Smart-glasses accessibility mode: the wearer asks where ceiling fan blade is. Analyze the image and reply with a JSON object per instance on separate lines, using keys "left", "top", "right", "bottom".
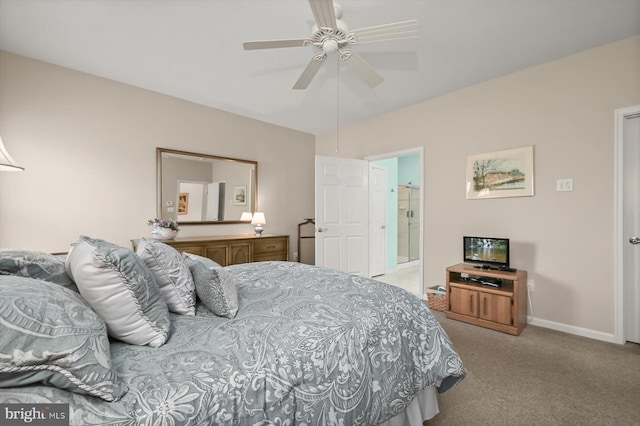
{"left": 293, "top": 56, "right": 326, "bottom": 90}
{"left": 243, "top": 39, "right": 308, "bottom": 50}
{"left": 308, "top": 0, "right": 336, "bottom": 30}
{"left": 342, "top": 51, "right": 384, "bottom": 88}
{"left": 350, "top": 20, "right": 419, "bottom": 43}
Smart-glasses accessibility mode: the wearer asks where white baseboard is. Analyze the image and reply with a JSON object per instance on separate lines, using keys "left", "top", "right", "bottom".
{"left": 528, "top": 316, "right": 617, "bottom": 344}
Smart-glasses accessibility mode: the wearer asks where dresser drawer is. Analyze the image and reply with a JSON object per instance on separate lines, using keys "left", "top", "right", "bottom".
{"left": 165, "top": 243, "right": 205, "bottom": 257}
{"left": 253, "top": 238, "right": 288, "bottom": 256}
{"left": 253, "top": 252, "right": 288, "bottom": 262}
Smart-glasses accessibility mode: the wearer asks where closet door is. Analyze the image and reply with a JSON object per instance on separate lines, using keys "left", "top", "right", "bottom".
{"left": 623, "top": 113, "right": 640, "bottom": 344}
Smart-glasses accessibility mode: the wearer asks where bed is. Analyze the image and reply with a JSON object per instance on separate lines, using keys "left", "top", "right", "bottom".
{"left": 0, "top": 238, "right": 465, "bottom": 425}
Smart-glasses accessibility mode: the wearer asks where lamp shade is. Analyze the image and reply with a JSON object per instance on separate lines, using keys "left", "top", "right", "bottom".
{"left": 240, "top": 212, "right": 253, "bottom": 221}
{"left": 0, "top": 135, "right": 25, "bottom": 172}
{"left": 251, "top": 212, "right": 266, "bottom": 225}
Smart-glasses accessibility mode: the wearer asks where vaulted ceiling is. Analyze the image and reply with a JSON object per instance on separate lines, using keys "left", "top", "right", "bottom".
{"left": 1, "top": 0, "right": 639, "bottom": 135}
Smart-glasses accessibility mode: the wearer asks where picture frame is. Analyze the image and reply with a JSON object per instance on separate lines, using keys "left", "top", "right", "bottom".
{"left": 466, "top": 146, "right": 534, "bottom": 199}
{"left": 233, "top": 185, "right": 247, "bottom": 206}
{"left": 178, "top": 192, "right": 189, "bottom": 215}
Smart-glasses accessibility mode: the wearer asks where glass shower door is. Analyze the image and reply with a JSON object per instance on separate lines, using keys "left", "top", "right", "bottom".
{"left": 398, "top": 185, "right": 420, "bottom": 264}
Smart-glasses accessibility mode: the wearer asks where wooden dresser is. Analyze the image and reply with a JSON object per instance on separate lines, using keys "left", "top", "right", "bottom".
{"left": 159, "top": 234, "right": 289, "bottom": 266}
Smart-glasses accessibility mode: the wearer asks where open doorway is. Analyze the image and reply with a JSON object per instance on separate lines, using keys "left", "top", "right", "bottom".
{"left": 367, "top": 148, "right": 424, "bottom": 298}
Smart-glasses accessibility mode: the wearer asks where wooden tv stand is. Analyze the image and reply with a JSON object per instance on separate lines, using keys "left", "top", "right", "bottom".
{"left": 445, "top": 263, "right": 527, "bottom": 335}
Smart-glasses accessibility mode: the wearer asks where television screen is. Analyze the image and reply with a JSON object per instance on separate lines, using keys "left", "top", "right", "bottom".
{"left": 463, "top": 236, "right": 509, "bottom": 268}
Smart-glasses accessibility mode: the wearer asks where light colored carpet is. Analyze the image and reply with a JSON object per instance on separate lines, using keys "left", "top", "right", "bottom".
{"left": 426, "top": 310, "right": 640, "bottom": 426}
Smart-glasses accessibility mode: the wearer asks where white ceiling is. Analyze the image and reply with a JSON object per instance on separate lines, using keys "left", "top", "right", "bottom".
{"left": 1, "top": 0, "right": 639, "bottom": 135}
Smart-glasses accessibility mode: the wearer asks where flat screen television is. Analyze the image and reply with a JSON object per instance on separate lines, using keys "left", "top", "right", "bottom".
{"left": 463, "top": 236, "right": 510, "bottom": 269}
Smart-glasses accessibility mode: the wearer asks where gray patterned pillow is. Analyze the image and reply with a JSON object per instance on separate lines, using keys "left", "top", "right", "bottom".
{"left": 184, "top": 256, "right": 238, "bottom": 318}
{"left": 66, "top": 236, "right": 170, "bottom": 347}
{"left": 0, "top": 276, "right": 128, "bottom": 402}
{"left": 183, "top": 252, "right": 222, "bottom": 269}
{"left": 0, "top": 249, "right": 78, "bottom": 292}
{"left": 136, "top": 239, "right": 196, "bottom": 315}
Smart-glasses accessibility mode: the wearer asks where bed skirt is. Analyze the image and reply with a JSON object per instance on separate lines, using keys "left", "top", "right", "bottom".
{"left": 380, "top": 386, "right": 439, "bottom": 426}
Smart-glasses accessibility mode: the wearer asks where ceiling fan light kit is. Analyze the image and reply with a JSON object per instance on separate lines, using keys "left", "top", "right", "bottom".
{"left": 243, "top": 0, "right": 418, "bottom": 90}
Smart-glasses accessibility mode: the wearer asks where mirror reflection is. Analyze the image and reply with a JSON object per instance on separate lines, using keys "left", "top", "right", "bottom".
{"left": 157, "top": 148, "right": 257, "bottom": 224}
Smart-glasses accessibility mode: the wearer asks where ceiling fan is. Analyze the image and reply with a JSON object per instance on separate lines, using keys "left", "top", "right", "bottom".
{"left": 243, "top": 0, "right": 419, "bottom": 90}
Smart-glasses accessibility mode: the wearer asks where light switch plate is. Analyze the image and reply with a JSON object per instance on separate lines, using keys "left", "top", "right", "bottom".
{"left": 556, "top": 179, "right": 573, "bottom": 191}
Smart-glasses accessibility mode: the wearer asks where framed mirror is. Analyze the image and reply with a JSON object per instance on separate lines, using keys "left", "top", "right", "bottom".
{"left": 157, "top": 148, "right": 257, "bottom": 224}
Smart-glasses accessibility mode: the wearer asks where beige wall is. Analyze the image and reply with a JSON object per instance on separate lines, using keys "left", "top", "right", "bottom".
{"left": 2, "top": 35, "right": 638, "bottom": 337}
{"left": 317, "top": 36, "right": 640, "bottom": 337}
{"left": 0, "top": 51, "right": 315, "bottom": 257}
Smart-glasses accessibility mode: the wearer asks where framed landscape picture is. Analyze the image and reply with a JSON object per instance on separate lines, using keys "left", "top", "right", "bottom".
{"left": 466, "top": 146, "right": 534, "bottom": 199}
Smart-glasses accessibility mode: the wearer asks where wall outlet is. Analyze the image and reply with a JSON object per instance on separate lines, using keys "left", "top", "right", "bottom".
{"left": 527, "top": 279, "right": 535, "bottom": 292}
{"left": 293, "top": 252, "right": 299, "bottom": 261}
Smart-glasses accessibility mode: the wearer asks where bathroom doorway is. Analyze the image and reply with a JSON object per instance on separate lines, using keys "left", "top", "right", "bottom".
{"left": 367, "top": 148, "right": 423, "bottom": 298}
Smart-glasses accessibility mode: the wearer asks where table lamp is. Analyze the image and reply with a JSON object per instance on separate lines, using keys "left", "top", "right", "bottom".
{"left": 251, "top": 212, "right": 266, "bottom": 236}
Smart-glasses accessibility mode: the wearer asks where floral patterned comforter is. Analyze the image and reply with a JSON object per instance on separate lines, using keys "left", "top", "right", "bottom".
{"left": 0, "top": 262, "right": 465, "bottom": 425}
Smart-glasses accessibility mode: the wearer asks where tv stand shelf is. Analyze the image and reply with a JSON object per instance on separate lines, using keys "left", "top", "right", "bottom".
{"left": 445, "top": 263, "right": 527, "bottom": 335}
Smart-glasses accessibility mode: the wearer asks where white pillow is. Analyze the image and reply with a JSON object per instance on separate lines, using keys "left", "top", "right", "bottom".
{"left": 136, "top": 238, "right": 196, "bottom": 315}
{"left": 66, "top": 236, "right": 170, "bottom": 347}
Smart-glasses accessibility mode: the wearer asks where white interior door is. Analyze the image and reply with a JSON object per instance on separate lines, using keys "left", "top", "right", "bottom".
{"left": 178, "top": 181, "right": 205, "bottom": 222}
{"left": 623, "top": 113, "right": 640, "bottom": 344}
{"left": 315, "top": 156, "right": 369, "bottom": 276}
{"left": 206, "top": 182, "right": 221, "bottom": 221}
{"left": 369, "top": 164, "right": 387, "bottom": 277}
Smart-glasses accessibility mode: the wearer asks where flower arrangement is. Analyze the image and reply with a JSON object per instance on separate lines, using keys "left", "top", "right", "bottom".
{"left": 147, "top": 218, "right": 180, "bottom": 231}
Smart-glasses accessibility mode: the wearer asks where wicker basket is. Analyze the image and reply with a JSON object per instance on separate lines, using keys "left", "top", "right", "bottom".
{"left": 426, "top": 291, "right": 447, "bottom": 312}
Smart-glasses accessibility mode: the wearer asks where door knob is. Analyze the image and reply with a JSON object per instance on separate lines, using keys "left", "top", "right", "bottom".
{"left": 630, "top": 237, "right": 640, "bottom": 245}
{"left": 317, "top": 227, "right": 327, "bottom": 233}
{"left": 381, "top": 225, "right": 386, "bottom": 230}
